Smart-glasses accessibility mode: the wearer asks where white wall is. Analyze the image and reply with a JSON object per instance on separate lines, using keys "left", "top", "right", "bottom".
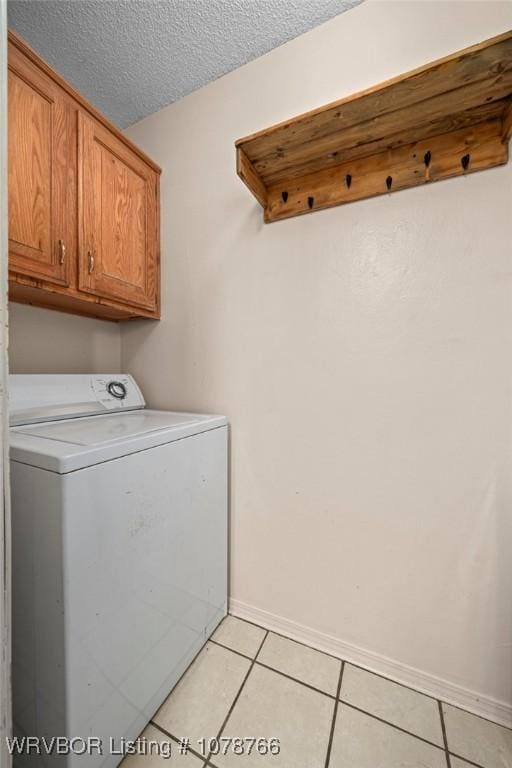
{"left": 9, "top": 304, "right": 121, "bottom": 373}
{"left": 123, "top": 0, "right": 512, "bottom": 720}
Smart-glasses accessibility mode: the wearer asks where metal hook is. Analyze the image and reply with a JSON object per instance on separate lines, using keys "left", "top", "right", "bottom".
{"left": 308, "top": 196, "right": 314, "bottom": 209}
{"left": 461, "top": 153, "right": 470, "bottom": 171}
{"left": 424, "top": 151, "right": 431, "bottom": 168}
{"left": 386, "top": 176, "right": 393, "bottom": 191}
{"left": 345, "top": 174, "right": 352, "bottom": 189}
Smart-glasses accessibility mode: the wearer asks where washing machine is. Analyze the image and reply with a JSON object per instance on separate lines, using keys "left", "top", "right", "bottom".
{"left": 9, "top": 374, "right": 228, "bottom": 767}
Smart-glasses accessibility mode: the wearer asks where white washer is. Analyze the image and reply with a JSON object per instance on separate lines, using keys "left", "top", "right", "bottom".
{"left": 9, "top": 374, "right": 228, "bottom": 767}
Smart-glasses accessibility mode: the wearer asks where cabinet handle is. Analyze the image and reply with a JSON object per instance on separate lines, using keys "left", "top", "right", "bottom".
{"left": 58, "top": 239, "right": 66, "bottom": 265}
{"left": 88, "top": 250, "right": 95, "bottom": 274}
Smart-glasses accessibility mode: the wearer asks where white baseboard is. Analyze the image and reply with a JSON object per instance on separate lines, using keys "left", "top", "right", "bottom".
{"left": 229, "top": 597, "right": 512, "bottom": 729}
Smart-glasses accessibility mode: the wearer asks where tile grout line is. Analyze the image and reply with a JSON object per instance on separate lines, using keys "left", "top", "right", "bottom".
{"left": 206, "top": 629, "right": 270, "bottom": 767}
{"left": 448, "top": 752, "right": 485, "bottom": 768}
{"left": 256, "top": 659, "right": 339, "bottom": 699}
{"left": 210, "top": 637, "right": 339, "bottom": 700}
{"left": 151, "top": 626, "right": 225, "bottom": 719}
{"left": 438, "top": 701, "right": 452, "bottom": 768}
{"left": 228, "top": 613, "right": 512, "bottom": 732}
{"left": 208, "top": 632, "right": 456, "bottom": 754}
{"left": 257, "top": 624, "right": 344, "bottom": 663}
{"left": 150, "top": 616, "right": 502, "bottom": 768}
{"left": 208, "top": 634, "right": 448, "bottom": 754}
{"left": 339, "top": 700, "right": 447, "bottom": 752}
{"left": 149, "top": 721, "right": 208, "bottom": 764}
{"left": 208, "top": 638, "right": 253, "bottom": 661}
{"left": 438, "top": 699, "right": 512, "bottom": 732}
{"left": 150, "top": 688, "right": 483, "bottom": 768}
{"left": 324, "top": 660, "right": 344, "bottom": 768}
{"left": 147, "top": 689, "right": 484, "bottom": 766}
{"left": 229, "top": 614, "right": 443, "bottom": 698}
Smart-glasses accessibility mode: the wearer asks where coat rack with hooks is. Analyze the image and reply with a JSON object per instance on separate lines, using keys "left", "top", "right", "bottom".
{"left": 235, "top": 31, "right": 512, "bottom": 223}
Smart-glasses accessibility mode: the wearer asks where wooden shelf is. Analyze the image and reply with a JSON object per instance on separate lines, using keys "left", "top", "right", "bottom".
{"left": 235, "top": 31, "right": 512, "bottom": 223}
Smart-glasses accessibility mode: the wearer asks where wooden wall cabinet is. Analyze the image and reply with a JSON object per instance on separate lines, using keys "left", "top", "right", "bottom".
{"left": 8, "top": 52, "right": 71, "bottom": 288}
{"left": 78, "top": 113, "right": 159, "bottom": 312}
{"left": 8, "top": 30, "right": 161, "bottom": 320}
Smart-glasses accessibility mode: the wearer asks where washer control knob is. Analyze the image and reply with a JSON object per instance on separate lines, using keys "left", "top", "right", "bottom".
{"left": 107, "top": 380, "right": 127, "bottom": 400}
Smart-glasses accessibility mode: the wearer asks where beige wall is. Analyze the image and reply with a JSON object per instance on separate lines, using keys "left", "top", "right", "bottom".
{"left": 122, "top": 0, "right": 512, "bottom": 718}
{"left": 9, "top": 303, "right": 121, "bottom": 373}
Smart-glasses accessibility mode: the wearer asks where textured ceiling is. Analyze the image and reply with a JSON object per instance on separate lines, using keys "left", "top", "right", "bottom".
{"left": 8, "top": 0, "right": 363, "bottom": 128}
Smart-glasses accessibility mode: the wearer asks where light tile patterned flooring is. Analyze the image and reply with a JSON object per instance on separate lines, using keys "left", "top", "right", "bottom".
{"left": 122, "top": 615, "right": 512, "bottom": 768}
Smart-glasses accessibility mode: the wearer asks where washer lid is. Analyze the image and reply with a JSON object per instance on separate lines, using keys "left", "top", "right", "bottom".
{"left": 10, "top": 409, "right": 227, "bottom": 473}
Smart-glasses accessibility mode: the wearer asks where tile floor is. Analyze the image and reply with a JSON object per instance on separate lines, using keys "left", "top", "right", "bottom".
{"left": 122, "top": 615, "right": 512, "bottom": 768}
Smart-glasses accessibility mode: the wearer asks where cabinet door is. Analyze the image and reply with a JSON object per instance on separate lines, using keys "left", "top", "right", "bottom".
{"left": 78, "top": 112, "right": 158, "bottom": 312}
{"left": 8, "top": 54, "right": 70, "bottom": 286}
